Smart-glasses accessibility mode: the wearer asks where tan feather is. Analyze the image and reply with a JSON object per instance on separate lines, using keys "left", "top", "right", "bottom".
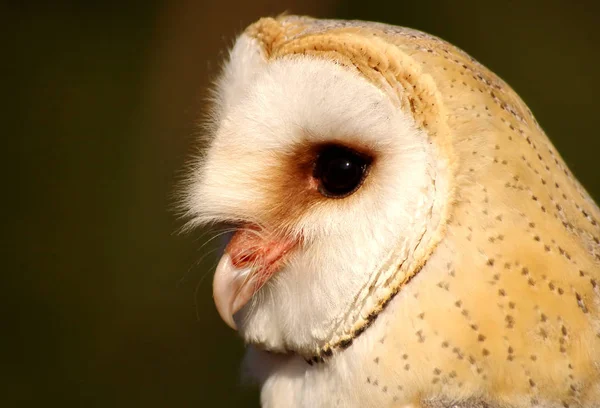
{"left": 237, "top": 16, "right": 600, "bottom": 407}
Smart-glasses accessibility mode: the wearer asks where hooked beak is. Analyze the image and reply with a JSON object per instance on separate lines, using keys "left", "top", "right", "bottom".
{"left": 212, "top": 227, "right": 298, "bottom": 330}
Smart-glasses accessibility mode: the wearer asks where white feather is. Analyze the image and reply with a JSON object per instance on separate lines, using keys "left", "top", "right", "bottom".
{"left": 185, "top": 32, "right": 449, "bottom": 407}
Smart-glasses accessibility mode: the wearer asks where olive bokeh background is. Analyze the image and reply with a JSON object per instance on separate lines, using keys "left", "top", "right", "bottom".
{"left": 5, "top": 1, "right": 599, "bottom": 407}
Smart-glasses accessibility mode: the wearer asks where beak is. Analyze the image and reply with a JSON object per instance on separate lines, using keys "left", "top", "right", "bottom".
{"left": 212, "top": 253, "right": 250, "bottom": 330}
{"left": 212, "top": 227, "right": 298, "bottom": 330}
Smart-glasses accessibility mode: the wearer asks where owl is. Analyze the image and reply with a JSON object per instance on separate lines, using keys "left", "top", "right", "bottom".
{"left": 183, "top": 16, "right": 600, "bottom": 408}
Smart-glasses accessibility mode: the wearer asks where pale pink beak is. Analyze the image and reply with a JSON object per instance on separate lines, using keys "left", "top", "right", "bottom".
{"left": 212, "top": 228, "right": 298, "bottom": 330}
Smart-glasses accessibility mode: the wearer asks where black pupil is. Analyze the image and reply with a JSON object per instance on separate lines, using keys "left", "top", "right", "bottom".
{"left": 314, "top": 145, "right": 369, "bottom": 197}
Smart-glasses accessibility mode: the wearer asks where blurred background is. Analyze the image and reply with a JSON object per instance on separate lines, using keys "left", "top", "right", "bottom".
{"left": 4, "top": 0, "right": 600, "bottom": 406}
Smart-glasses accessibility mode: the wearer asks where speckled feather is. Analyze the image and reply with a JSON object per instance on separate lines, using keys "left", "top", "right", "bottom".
{"left": 239, "top": 16, "right": 600, "bottom": 407}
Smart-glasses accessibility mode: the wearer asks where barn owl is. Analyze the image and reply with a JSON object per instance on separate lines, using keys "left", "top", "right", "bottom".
{"left": 183, "top": 15, "right": 600, "bottom": 408}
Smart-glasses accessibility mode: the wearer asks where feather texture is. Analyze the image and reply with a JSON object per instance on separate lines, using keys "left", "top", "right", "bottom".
{"left": 184, "top": 16, "right": 600, "bottom": 408}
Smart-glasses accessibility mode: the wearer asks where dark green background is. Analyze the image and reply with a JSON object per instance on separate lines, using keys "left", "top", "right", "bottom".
{"left": 5, "top": 1, "right": 599, "bottom": 407}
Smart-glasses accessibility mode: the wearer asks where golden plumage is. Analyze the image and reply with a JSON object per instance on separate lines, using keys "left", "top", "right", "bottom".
{"left": 193, "top": 16, "right": 600, "bottom": 407}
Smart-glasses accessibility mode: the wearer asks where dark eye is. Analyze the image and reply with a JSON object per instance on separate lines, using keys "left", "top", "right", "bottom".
{"left": 313, "top": 145, "right": 371, "bottom": 198}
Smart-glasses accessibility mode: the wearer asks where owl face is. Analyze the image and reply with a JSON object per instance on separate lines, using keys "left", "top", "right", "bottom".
{"left": 185, "top": 35, "right": 448, "bottom": 357}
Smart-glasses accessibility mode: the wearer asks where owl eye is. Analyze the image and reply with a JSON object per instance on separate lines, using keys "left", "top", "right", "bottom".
{"left": 313, "top": 145, "right": 371, "bottom": 198}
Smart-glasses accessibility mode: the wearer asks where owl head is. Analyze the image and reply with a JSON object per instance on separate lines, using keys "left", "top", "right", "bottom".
{"left": 183, "top": 17, "right": 452, "bottom": 359}
{"left": 181, "top": 16, "right": 600, "bottom": 408}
